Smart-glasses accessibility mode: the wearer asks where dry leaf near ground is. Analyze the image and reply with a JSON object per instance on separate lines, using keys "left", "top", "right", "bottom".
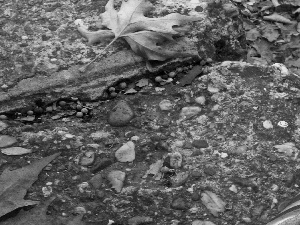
{"left": 0, "top": 153, "right": 60, "bottom": 218}
{"left": 77, "top": 0, "right": 202, "bottom": 72}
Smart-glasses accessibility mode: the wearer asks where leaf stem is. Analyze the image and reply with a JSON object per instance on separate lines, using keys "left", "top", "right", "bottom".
{"left": 79, "top": 37, "right": 118, "bottom": 73}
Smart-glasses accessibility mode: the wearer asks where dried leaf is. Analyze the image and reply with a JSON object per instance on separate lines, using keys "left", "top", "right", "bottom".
{"left": 1, "top": 147, "right": 32, "bottom": 156}
{"left": 263, "top": 13, "right": 295, "bottom": 24}
{"left": 0, "top": 153, "right": 60, "bottom": 217}
{"left": 261, "top": 25, "right": 280, "bottom": 42}
{"left": 201, "top": 191, "right": 226, "bottom": 217}
{"left": 252, "top": 39, "right": 273, "bottom": 63}
{"left": 246, "top": 28, "right": 260, "bottom": 41}
{"left": 78, "top": 0, "right": 201, "bottom": 71}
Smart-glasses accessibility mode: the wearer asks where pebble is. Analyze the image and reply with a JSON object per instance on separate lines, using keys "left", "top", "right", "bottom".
{"left": 90, "top": 131, "right": 111, "bottom": 141}
{"left": 107, "top": 170, "right": 126, "bottom": 193}
{"left": 80, "top": 151, "right": 95, "bottom": 166}
{"left": 0, "top": 135, "right": 17, "bottom": 147}
{"left": 159, "top": 99, "right": 173, "bottom": 111}
{"left": 171, "top": 171, "right": 189, "bottom": 187}
{"left": 192, "top": 139, "right": 209, "bottom": 148}
{"left": 128, "top": 216, "right": 153, "bottom": 225}
{"left": 89, "top": 173, "right": 103, "bottom": 189}
{"left": 191, "top": 170, "right": 202, "bottom": 179}
{"left": 191, "top": 192, "right": 201, "bottom": 201}
{"left": 263, "top": 120, "right": 273, "bottom": 129}
{"left": 229, "top": 184, "right": 238, "bottom": 193}
{"left": 115, "top": 141, "right": 135, "bottom": 162}
{"left": 0, "top": 121, "right": 8, "bottom": 132}
{"left": 196, "top": 115, "right": 208, "bottom": 124}
{"left": 179, "top": 106, "right": 201, "bottom": 119}
{"left": 168, "top": 152, "right": 182, "bottom": 169}
{"left": 192, "top": 221, "right": 216, "bottom": 225}
{"left": 207, "top": 85, "right": 220, "bottom": 93}
{"left": 204, "top": 165, "right": 217, "bottom": 176}
{"left": 195, "top": 96, "right": 206, "bottom": 105}
{"left": 171, "top": 197, "right": 187, "bottom": 210}
{"left": 108, "top": 100, "right": 134, "bottom": 126}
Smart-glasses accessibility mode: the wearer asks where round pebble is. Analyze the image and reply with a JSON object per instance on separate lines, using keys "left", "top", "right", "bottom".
{"left": 168, "top": 71, "right": 176, "bottom": 78}
{"left": 59, "top": 101, "right": 66, "bottom": 106}
{"left": 155, "top": 76, "right": 163, "bottom": 82}
{"left": 76, "top": 112, "right": 84, "bottom": 117}
{"left": 108, "top": 87, "right": 115, "bottom": 92}
{"left": 119, "top": 82, "right": 127, "bottom": 89}
{"left": 108, "top": 100, "right": 134, "bottom": 126}
{"left": 195, "top": 96, "right": 206, "bottom": 105}
{"left": 0, "top": 115, "right": 8, "bottom": 120}
{"left": 76, "top": 105, "right": 83, "bottom": 111}
{"left": 46, "top": 106, "right": 53, "bottom": 112}
{"left": 159, "top": 99, "right": 173, "bottom": 111}
{"left": 110, "top": 92, "right": 117, "bottom": 97}
{"left": 81, "top": 108, "right": 88, "bottom": 114}
{"left": 27, "top": 110, "right": 34, "bottom": 115}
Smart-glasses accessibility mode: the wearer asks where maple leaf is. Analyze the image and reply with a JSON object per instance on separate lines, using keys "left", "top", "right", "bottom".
{"left": 0, "top": 153, "right": 60, "bottom": 217}
{"left": 78, "top": 0, "right": 202, "bottom": 72}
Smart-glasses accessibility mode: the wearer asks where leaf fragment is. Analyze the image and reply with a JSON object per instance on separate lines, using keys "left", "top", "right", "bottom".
{"left": 0, "top": 153, "right": 60, "bottom": 217}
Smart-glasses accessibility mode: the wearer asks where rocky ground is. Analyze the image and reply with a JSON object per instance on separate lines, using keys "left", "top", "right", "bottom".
{"left": 1, "top": 0, "right": 300, "bottom": 225}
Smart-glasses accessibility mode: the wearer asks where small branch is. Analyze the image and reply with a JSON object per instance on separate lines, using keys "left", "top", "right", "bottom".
{"left": 79, "top": 37, "right": 118, "bottom": 73}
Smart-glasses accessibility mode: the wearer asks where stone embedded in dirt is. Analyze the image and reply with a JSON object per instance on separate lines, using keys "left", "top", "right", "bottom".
{"left": 168, "top": 152, "right": 183, "bottom": 169}
{"left": 204, "top": 165, "right": 217, "bottom": 176}
{"left": 191, "top": 192, "right": 201, "bottom": 201}
{"left": 79, "top": 151, "right": 95, "bottom": 166}
{"left": 0, "top": 121, "right": 8, "bottom": 132}
{"left": 179, "top": 106, "right": 201, "bottom": 119}
{"left": 91, "top": 157, "right": 114, "bottom": 174}
{"left": 159, "top": 99, "right": 173, "bottom": 111}
{"left": 263, "top": 120, "right": 273, "bottom": 129}
{"left": 192, "top": 139, "right": 209, "bottom": 148}
{"left": 115, "top": 141, "right": 135, "bottom": 162}
{"left": 229, "top": 184, "right": 238, "bottom": 193}
{"left": 195, "top": 96, "right": 206, "bottom": 105}
{"left": 192, "top": 220, "right": 216, "bottom": 225}
{"left": 0, "top": 135, "right": 17, "bottom": 148}
{"left": 90, "top": 131, "right": 112, "bottom": 141}
{"left": 108, "top": 100, "right": 134, "bottom": 126}
{"left": 1, "top": 147, "right": 32, "bottom": 156}
{"left": 171, "top": 197, "right": 187, "bottom": 210}
{"left": 201, "top": 191, "right": 226, "bottom": 217}
{"left": 107, "top": 170, "right": 126, "bottom": 193}
{"left": 89, "top": 173, "right": 103, "bottom": 189}
{"left": 171, "top": 171, "right": 189, "bottom": 187}
{"left": 207, "top": 85, "right": 220, "bottom": 93}
{"left": 128, "top": 216, "right": 153, "bottom": 225}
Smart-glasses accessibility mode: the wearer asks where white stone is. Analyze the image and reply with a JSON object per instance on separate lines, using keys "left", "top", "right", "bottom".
{"left": 115, "top": 141, "right": 135, "bottom": 162}
{"left": 195, "top": 96, "right": 206, "bottom": 105}
{"left": 180, "top": 106, "right": 201, "bottom": 119}
{"left": 159, "top": 99, "right": 173, "bottom": 111}
{"left": 263, "top": 120, "right": 273, "bottom": 129}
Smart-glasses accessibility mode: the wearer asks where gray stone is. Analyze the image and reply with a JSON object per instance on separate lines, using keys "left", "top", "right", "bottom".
{"left": 108, "top": 100, "right": 134, "bottom": 126}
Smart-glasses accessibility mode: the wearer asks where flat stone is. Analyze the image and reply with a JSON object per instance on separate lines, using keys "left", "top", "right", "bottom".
{"left": 89, "top": 173, "right": 104, "bottom": 189}
{"left": 192, "top": 139, "right": 209, "bottom": 148}
{"left": 0, "top": 135, "right": 17, "bottom": 148}
{"left": 115, "top": 141, "right": 135, "bottom": 162}
{"left": 108, "top": 100, "right": 134, "bottom": 127}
